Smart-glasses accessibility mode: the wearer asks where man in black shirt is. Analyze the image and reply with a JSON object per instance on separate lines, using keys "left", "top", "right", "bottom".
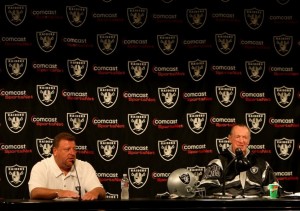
{"left": 200, "top": 124, "right": 281, "bottom": 197}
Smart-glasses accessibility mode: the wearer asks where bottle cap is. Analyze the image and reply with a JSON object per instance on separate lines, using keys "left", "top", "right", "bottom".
{"left": 123, "top": 173, "right": 127, "bottom": 176}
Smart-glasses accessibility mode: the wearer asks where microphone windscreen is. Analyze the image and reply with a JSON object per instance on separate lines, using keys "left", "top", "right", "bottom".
{"left": 235, "top": 148, "right": 243, "bottom": 159}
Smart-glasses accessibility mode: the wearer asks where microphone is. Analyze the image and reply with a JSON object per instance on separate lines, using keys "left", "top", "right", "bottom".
{"left": 73, "top": 160, "right": 82, "bottom": 201}
{"left": 235, "top": 148, "right": 251, "bottom": 172}
{"left": 221, "top": 148, "right": 251, "bottom": 197}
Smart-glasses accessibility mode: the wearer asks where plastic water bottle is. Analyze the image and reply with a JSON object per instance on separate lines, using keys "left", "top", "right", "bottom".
{"left": 121, "top": 173, "right": 129, "bottom": 199}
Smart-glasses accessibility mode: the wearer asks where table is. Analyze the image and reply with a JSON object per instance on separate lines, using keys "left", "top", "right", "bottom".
{"left": 1, "top": 197, "right": 300, "bottom": 210}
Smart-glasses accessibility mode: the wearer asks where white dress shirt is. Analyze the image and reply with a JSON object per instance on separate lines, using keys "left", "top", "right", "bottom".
{"left": 28, "top": 155, "right": 103, "bottom": 197}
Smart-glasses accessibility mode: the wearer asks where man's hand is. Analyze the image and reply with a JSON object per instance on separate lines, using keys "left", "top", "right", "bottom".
{"left": 57, "top": 190, "right": 80, "bottom": 199}
{"left": 81, "top": 191, "right": 98, "bottom": 201}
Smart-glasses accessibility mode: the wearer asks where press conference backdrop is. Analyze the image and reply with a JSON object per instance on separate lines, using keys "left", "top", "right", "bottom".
{"left": 0, "top": 0, "right": 299, "bottom": 199}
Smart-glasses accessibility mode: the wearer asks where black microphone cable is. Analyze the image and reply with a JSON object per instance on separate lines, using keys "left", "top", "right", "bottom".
{"left": 74, "top": 161, "right": 82, "bottom": 201}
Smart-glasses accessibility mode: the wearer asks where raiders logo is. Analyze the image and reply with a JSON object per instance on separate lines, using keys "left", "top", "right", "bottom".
{"left": 273, "top": 34, "right": 293, "bottom": 57}
{"left": 97, "top": 139, "right": 118, "bottom": 162}
{"left": 67, "top": 111, "right": 88, "bottom": 134}
{"left": 127, "top": 6, "right": 148, "bottom": 29}
{"left": 128, "top": 166, "right": 149, "bottom": 189}
{"left": 158, "top": 139, "right": 178, "bottom": 161}
{"left": 157, "top": 34, "right": 178, "bottom": 55}
{"left": 97, "top": 33, "right": 118, "bottom": 55}
{"left": 128, "top": 112, "right": 149, "bottom": 135}
{"left": 5, "top": 110, "right": 27, "bottom": 133}
{"left": 215, "top": 84, "right": 236, "bottom": 107}
{"left": 274, "top": 86, "right": 294, "bottom": 108}
{"left": 128, "top": 59, "right": 149, "bottom": 82}
{"left": 244, "top": 8, "right": 264, "bottom": 30}
{"left": 245, "top": 60, "right": 265, "bottom": 82}
{"left": 186, "top": 8, "right": 207, "bottom": 29}
{"left": 158, "top": 86, "right": 179, "bottom": 109}
{"left": 275, "top": 138, "right": 294, "bottom": 160}
{"left": 106, "top": 192, "right": 119, "bottom": 199}
{"left": 66, "top": 5, "right": 87, "bottom": 27}
{"left": 245, "top": 111, "right": 266, "bottom": 134}
{"left": 36, "top": 83, "right": 58, "bottom": 106}
{"left": 179, "top": 173, "right": 191, "bottom": 185}
{"left": 187, "top": 165, "right": 206, "bottom": 181}
{"left": 5, "top": 3, "right": 27, "bottom": 26}
{"left": 67, "top": 58, "right": 88, "bottom": 81}
{"left": 97, "top": 85, "right": 118, "bottom": 108}
{"left": 5, "top": 164, "right": 27, "bottom": 188}
{"left": 216, "top": 137, "right": 230, "bottom": 154}
{"left": 188, "top": 59, "right": 207, "bottom": 82}
{"left": 36, "top": 29, "right": 58, "bottom": 53}
{"left": 36, "top": 137, "right": 53, "bottom": 159}
{"left": 5, "top": 56, "right": 27, "bottom": 80}
{"left": 186, "top": 111, "right": 207, "bottom": 134}
{"left": 215, "top": 32, "right": 236, "bottom": 55}
{"left": 250, "top": 166, "right": 259, "bottom": 174}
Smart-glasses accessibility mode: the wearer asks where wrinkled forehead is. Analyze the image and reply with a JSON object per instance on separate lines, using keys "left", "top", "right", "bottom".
{"left": 231, "top": 126, "right": 250, "bottom": 137}
{"left": 57, "top": 139, "right": 76, "bottom": 148}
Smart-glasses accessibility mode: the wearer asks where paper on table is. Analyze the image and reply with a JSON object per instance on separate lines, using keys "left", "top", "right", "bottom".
{"left": 286, "top": 192, "right": 300, "bottom": 197}
{"left": 53, "top": 197, "right": 79, "bottom": 201}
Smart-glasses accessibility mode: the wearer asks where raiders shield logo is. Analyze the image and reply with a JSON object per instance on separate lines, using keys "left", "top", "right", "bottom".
{"left": 186, "top": 111, "right": 207, "bottom": 134}
{"left": 5, "top": 110, "right": 27, "bottom": 133}
{"left": 36, "top": 83, "right": 58, "bottom": 106}
{"left": 36, "top": 30, "right": 58, "bottom": 53}
{"left": 245, "top": 60, "right": 265, "bottom": 82}
{"left": 106, "top": 192, "right": 119, "bottom": 199}
{"left": 5, "top": 164, "right": 27, "bottom": 188}
{"left": 245, "top": 111, "right": 266, "bottom": 134}
{"left": 186, "top": 8, "right": 207, "bottom": 29}
{"left": 128, "top": 59, "right": 149, "bottom": 82}
{"left": 97, "top": 139, "right": 118, "bottom": 161}
{"left": 128, "top": 166, "right": 149, "bottom": 189}
{"left": 215, "top": 84, "right": 236, "bottom": 107}
{"left": 67, "top": 111, "right": 88, "bottom": 134}
{"left": 244, "top": 8, "right": 264, "bottom": 30}
{"left": 5, "top": 56, "right": 27, "bottom": 80}
{"left": 215, "top": 32, "right": 236, "bottom": 55}
{"left": 66, "top": 5, "right": 87, "bottom": 27}
{"left": 187, "top": 165, "right": 206, "bottom": 181}
{"left": 188, "top": 59, "right": 207, "bottom": 81}
{"left": 158, "top": 139, "right": 178, "bottom": 161}
{"left": 273, "top": 34, "right": 293, "bottom": 56}
{"left": 67, "top": 58, "right": 88, "bottom": 81}
{"left": 128, "top": 112, "right": 149, "bottom": 135}
{"left": 274, "top": 138, "right": 294, "bottom": 160}
{"left": 5, "top": 3, "right": 27, "bottom": 26}
{"left": 97, "top": 33, "right": 118, "bottom": 55}
{"left": 36, "top": 137, "right": 53, "bottom": 159}
{"left": 158, "top": 86, "right": 179, "bottom": 109}
{"left": 157, "top": 34, "right": 178, "bottom": 55}
{"left": 127, "top": 6, "right": 148, "bottom": 29}
{"left": 216, "top": 137, "right": 230, "bottom": 154}
{"left": 97, "top": 85, "right": 119, "bottom": 108}
{"left": 274, "top": 86, "right": 294, "bottom": 108}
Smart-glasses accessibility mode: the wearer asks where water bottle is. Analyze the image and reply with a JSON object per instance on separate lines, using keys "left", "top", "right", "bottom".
{"left": 121, "top": 173, "right": 129, "bottom": 199}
